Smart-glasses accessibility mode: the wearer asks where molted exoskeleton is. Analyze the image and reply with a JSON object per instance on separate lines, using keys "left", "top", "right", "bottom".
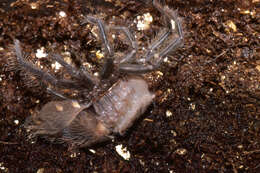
{"left": 16, "top": 0, "right": 183, "bottom": 148}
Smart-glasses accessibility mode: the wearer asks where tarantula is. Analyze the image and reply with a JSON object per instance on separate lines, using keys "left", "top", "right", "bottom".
{"left": 14, "top": 0, "right": 183, "bottom": 148}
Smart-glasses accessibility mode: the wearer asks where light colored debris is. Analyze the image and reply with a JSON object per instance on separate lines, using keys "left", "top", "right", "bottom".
{"left": 63, "top": 53, "right": 72, "bottom": 65}
{"left": 144, "top": 118, "right": 154, "bottom": 122}
{"left": 89, "top": 149, "right": 96, "bottom": 154}
{"left": 37, "top": 168, "right": 45, "bottom": 173}
{"left": 51, "top": 61, "right": 62, "bottom": 72}
{"left": 70, "top": 152, "right": 80, "bottom": 158}
{"left": 163, "top": 57, "right": 169, "bottom": 62}
{"left": 135, "top": 13, "right": 153, "bottom": 31}
{"left": 46, "top": 4, "right": 54, "bottom": 8}
{"left": 170, "top": 19, "right": 176, "bottom": 30}
{"left": 112, "top": 34, "right": 116, "bottom": 39}
{"left": 72, "top": 101, "right": 81, "bottom": 108}
{"left": 96, "top": 50, "right": 104, "bottom": 59}
{"left": 171, "top": 130, "right": 177, "bottom": 137}
{"left": 237, "top": 145, "right": 243, "bottom": 149}
{"left": 225, "top": 20, "right": 237, "bottom": 32}
{"left": 0, "top": 162, "right": 7, "bottom": 172}
{"left": 175, "top": 148, "right": 187, "bottom": 155}
{"left": 14, "top": 119, "right": 19, "bottom": 125}
{"left": 94, "top": 72, "right": 99, "bottom": 77}
{"left": 139, "top": 159, "right": 145, "bottom": 166}
{"left": 115, "top": 144, "right": 131, "bottom": 160}
{"left": 256, "top": 65, "right": 260, "bottom": 72}
{"left": 82, "top": 62, "right": 93, "bottom": 69}
{"left": 155, "top": 71, "right": 163, "bottom": 76}
{"left": 30, "top": 3, "right": 38, "bottom": 9}
{"left": 59, "top": 11, "right": 67, "bottom": 18}
{"left": 240, "top": 9, "right": 250, "bottom": 14}
{"left": 189, "top": 103, "right": 196, "bottom": 110}
{"left": 239, "top": 9, "right": 256, "bottom": 17}
{"left": 166, "top": 110, "right": 172, "bottom": 117}
{"left": 35, "top": 48, "right": 48, "bottom": 59}
{"left": 55, "top": 104, "right": 63, "bottom": 111}
{"left": 90, "top": 26, "right": 99, "bottom": 38}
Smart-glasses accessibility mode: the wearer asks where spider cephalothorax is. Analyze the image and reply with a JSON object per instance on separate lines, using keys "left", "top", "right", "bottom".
{"left": 15, "top": 0, "right": 183, "bottom": 148}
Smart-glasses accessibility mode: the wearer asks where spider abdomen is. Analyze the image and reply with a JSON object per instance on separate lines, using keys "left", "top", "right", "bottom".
{"left": 25, "top": 76, "right": 154, "bottom": 148}
{"left": 94, "top": 76, "right": 155, "bottom": 135}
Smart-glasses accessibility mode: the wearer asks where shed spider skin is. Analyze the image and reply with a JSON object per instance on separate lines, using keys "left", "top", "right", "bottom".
{"left": 15, "top": 0, "right": 183, "bottom": 148}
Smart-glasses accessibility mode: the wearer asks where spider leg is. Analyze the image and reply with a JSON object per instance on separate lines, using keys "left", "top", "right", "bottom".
{"left": 151, "top": 0, "right": 183, "bottom": 59}
{"left": 99, "top": 57, "right": 114, "bottom": 79}
{"left": 82, "top": 16, "right": 114, "bottom": 57}
{"left": 118, "top": 0, "right": 183, "bottom": 73}
{"left": 14, "top": 40, "right": 81, "bottom": 89}
{"left": 144, "top": 29, "right": 171, "bottom": 62}
{"left": 110, "top": 26, "right": 138, "bottom": 64}
{"left": 83, "top": 16, "right": 116, "bottom": 79}
{"left": 118, "top": 29, "right": 173, "bottom": 73}
{"left": 100, "top": 26, "right": 138, "bottom": 79}
{"left": 50, "top": 54, "right": 99, "bottom": 87}
{"left": 118, "top": 63, "right": 154, "bottom": 74}
{"left": 46, "top": 87, "right": 68, "bottom": 99}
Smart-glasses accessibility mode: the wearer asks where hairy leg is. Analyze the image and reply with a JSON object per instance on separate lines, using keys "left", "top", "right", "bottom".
{"left": 83, "top": 16, "right": 115, "bottom": 79}
{"left": 46, "top": 87, "right": 68, "bottom": 99}
{"left": 82, "top": 16, "right": 114, "bottom": 57}
{"left": 110, "top": 26, "right": 138, "bottom": 64}
{"left": 100, "top": 26, "right": 138, "bottom": 78}
{"left": 50, "top": 53, "right": 99, "bottom": 87}
{"left": 118, "top": 0, "right": 183, "bottom": 73}
{"left": 14, "top": 40, "right": 81, "bottom": 89}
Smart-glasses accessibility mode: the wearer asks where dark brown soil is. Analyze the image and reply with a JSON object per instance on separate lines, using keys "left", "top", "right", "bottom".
{"left": 0, "top": 0, "right": 260, "bottom": 172}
